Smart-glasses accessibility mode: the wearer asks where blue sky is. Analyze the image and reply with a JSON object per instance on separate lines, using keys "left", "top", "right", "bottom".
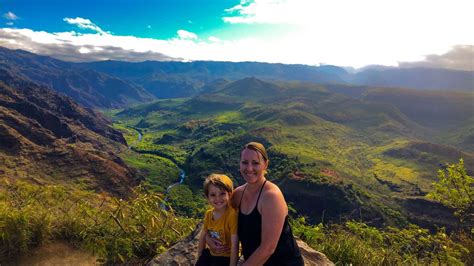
{"left": 0, "top": 0, "right": 473, "bottom": 70}
{"left": 1, "top": 0, "right": 244, "bottom": 38}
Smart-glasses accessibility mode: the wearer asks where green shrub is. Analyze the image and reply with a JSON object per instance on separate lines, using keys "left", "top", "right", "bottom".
{"left": 291, "top": 218, "right": 468, "bottom": 265}
{"left": 0, "top": 179, "right": 196, "bottom": 263}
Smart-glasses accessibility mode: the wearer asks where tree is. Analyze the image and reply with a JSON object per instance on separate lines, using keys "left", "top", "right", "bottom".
{"left": 427, "top": 159, "right": 473, "bottom": 230}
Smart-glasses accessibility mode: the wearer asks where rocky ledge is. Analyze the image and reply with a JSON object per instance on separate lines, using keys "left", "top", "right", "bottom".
{"left": 147, "top": 223, "right": 334, "bottom": 266}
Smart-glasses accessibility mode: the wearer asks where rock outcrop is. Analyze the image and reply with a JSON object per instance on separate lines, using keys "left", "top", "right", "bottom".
{"left": 147, "top": 223, "right": 334, "bottom": 266}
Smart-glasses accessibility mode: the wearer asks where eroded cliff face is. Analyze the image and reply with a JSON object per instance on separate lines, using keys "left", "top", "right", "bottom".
{"left": 0, "top": 70, "right": 138, "bottom": 195}
{"left": 147, "top": 223, "right": 335, "bottom": 266}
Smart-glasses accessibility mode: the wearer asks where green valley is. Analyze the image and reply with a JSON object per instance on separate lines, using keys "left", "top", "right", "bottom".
{"left": 109, "top": 78, "right": 473, "bottom": 229}
{"left": 1, "top": 47, "right": 472, "bottom": 264}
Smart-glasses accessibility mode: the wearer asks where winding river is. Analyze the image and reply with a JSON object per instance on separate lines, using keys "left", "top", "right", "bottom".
{"left": 161, "top": 168, "right": 186, "bottom": 210}
{"left": 128, "top": 127, "right": 143, "bottom": 149}
{"left": 166, "top": 168, "right": 186, "bottom": 192}
{"left": 127, "top": 128, "right": 186, "bottom": 208}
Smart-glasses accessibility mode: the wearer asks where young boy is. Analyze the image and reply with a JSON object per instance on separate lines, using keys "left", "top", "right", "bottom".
{"left": 196, "top": 174, "right": 238, "bottom": 266}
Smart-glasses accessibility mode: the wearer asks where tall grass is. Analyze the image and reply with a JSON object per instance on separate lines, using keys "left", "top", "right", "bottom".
{"left": 291, "top": 217, "right": 469, "bottom": 265}
{"left": 0, "top": 178, "right": 196, "bottom": 263}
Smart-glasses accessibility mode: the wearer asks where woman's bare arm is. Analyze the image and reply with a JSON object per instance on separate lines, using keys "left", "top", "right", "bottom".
{"left": 229, "top": 234, "right": 239, "bottom": 266}
{"left": 197, "top": 227, "right": 207, "bottom": 258}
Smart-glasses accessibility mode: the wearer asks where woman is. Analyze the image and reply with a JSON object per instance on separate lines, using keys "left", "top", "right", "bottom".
{"left": 208, "top": 142, "right": 303, "bottom": 265}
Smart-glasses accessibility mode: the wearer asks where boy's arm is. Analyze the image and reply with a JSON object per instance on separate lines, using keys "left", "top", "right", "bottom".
{"left": 229, "top": 234, "right": 239, "bottom": 266}
{"left": 197, "top": 227, "right": 208, "bottom": 258}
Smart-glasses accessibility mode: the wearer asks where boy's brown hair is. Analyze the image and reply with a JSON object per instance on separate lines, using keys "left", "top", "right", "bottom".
{"left": 203, "top": 174, "right": 233, "bottom": 197}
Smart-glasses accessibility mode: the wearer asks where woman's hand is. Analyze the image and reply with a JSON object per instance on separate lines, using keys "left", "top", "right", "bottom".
{"left": 205, "top": 233, "right": 230, "bottom": 254}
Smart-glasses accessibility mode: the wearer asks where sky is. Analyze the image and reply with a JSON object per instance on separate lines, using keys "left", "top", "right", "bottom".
{"left": 0, "top": 0, "right": 473, "bottom": 70}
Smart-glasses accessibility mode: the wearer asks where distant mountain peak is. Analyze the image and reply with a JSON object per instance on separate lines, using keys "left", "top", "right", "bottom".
{"left": 230, "top": 76, "right": 277, "bottom": 87}
{"left": 219, "top": 77, "right": 282, "bottom": 99}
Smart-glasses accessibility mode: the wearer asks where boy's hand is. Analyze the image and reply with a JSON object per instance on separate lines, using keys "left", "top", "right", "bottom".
{"left": 205, "top": 233, "right": 230, "bottom": 254}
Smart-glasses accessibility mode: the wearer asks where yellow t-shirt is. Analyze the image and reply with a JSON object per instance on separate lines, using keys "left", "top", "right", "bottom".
{"left": 203, "top": 207, "right": 238, "bottom": 257}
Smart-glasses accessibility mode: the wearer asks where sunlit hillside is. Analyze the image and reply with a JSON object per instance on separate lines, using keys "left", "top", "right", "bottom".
{"left": 1, "top": 48, "right": 472, "bottom": 264}
{"left": 110, "top": 78, "right": 473, "bottom": 228}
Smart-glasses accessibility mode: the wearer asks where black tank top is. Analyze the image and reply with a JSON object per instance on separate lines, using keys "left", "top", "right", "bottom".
{"left": 237, "top": 180, "right": 303, "bottom": 265}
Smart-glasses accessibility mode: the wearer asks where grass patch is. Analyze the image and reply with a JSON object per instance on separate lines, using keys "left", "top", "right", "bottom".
{"left": 291, "top": 217, "right": 469, "bottom": 265}
{"left": 0, "top": 179, "right": 196, "bottom": 264}
{"left": 122, "top": 153, "right": 180, "bottom": 192}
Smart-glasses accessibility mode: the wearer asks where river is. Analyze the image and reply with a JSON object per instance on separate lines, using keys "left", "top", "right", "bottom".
{"left": 126, "top": 129, "right": 186, "bottom": 208}
{"left": 166, "top": 168, "right": 186, "bottom": 192}
{"left": 128, "top": 127, "right": 143, "bottom": 149}
{"left": 160, "top": 168, "right": 186, "bottom": 210}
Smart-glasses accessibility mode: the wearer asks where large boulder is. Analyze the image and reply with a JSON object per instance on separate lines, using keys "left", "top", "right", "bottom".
{"left": 147, "top": 223, "right": 334, "bottom": 266}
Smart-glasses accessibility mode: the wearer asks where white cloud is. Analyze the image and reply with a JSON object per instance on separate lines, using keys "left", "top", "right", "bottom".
{"left": 220, "top": 0, "right": 474, "bottom": 68}
{"left": 398, "top": 45, "right": 474, "bottom": 71}
{"left": 208, "top": 36, "right": 221, "bottom": 42}
{"left": 223, "top": 0, "right": 301, "bottom": 24}
{"left": 223, "top": 0, "right": 474, "bottom": 28}
{"left": 78, "top": 47, "right": 90, "bottom": 54}
{"left": 3, "top": 11, "right": 19, "bottom": 20}
{"left": 177, "top": 29, "right": 198, "bottom": 40}
{"left": 0, "top": 9, "right": 472, "bottom": 69}
{"left": 0, "top": 26, "right": 281, "bottom": 64}
{"left": 224, "top": 4, "right": 244, "bottom": 13}
{"left": 0, "top": 28, "right": 177, "bottom": 62}
{"left": 63, "top": 17, "right": 108, "bottom": 35}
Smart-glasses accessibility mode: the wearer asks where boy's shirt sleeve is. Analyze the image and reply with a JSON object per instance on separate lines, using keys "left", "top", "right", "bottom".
{"left": 203, "top": 209, "right": 212, "bottom": 230}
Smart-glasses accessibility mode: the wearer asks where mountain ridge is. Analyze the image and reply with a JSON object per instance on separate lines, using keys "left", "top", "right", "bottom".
{"left": 0, "top": 70, "right": 139, "bottom": 195}
{"left": 0, "top": 47, "right": 155, "bottom": 108}
{"left": 1, "top": 47, "right": 471, "bottom": 111}
{"left": 112, "top": 76, "right": 472, "bottom": 229}
{"left": 81, "top": 58, "right": 474, "bottom": 92}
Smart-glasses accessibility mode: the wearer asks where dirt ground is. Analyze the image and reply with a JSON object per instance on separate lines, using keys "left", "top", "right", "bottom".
{"left": 3, "top": 242, "right": 98, "bottom": 266}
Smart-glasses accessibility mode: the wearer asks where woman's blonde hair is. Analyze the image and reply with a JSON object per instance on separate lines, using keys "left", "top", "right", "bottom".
{"left": 241, "top": 141, "right": 269, "bottom": 163}
{"left": 203, "top": 174, "right": 234, "bottom": 197}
